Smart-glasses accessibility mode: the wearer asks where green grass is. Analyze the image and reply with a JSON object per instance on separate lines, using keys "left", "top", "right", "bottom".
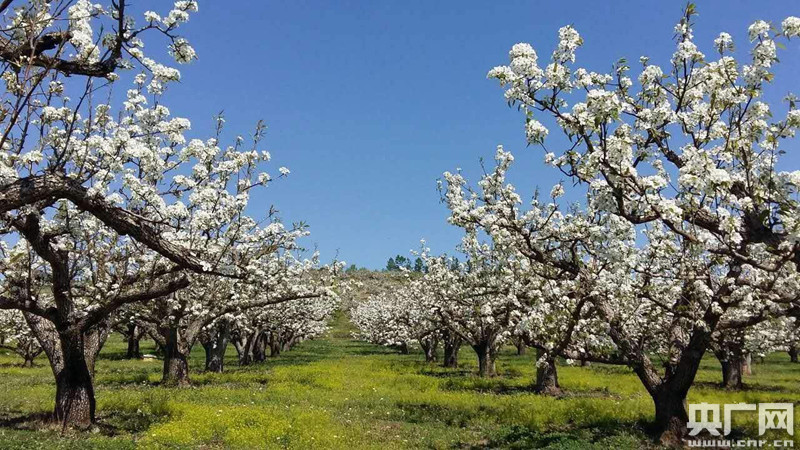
{"left": 0, "top": 314, "right": 798, "bottom": 449}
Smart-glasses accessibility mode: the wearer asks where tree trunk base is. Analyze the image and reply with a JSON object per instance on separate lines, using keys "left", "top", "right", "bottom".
{"left": 535, "top": 351, "right": 561, "bottom": 395}
{"left": 162, "top": 353, "right": 191, "bottom": 387}
{"left": 203, "top": 336, "right": 227, "bottom": 374}
{"left": 653, "top": 394, "right": 689, "bottom": 447}
{"left": 474, "top": 344, "right": 497, "bottom": 377}
{"left": 54, "top": 371, "right": 95, "bottom": 428}
{"left": 443, "top": 342, "right": 460, "bottom": 368}
{"left": 720, "top": 357, "right": 744, "bottom": 390}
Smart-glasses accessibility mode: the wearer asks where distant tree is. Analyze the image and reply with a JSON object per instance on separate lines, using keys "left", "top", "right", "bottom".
{"left": 413, "top": 258, "right": 425, "bottom": 273}
{"left": 346, "top": 264, "right": 358, "bottom": 273}
{"left": 386, "top": 258, "right": 398, "bottom": 272}
{"left": 394, "top": 255, "right": 410, "bottom": 270}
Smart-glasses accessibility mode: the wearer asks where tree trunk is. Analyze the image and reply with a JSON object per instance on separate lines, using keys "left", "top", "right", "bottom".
{"left": 535, "top": 349, "right": 561, "bottom": 395}
{"left": 790, "top": 346, "right": 799, "bottom": 363}
{"left": 18, "top": 339, "right": 42, "bottom": 367}
{"left": 24, "top": 314, "right": 109, "bottom": 428}
{"left": 252, "top": 332, "right": 267, "bottom": 362}
{"left": 280, "top": 332, "right": 297, "bottom": 353}
{"left": 514, "top": 338, "right": 527, "bottom": 356}
{"left": 202, "top": 339, "right": 225, "bottom": 373}
{"left": 652, "top": 391, "right": 689, "bottom": 447}
{"left": 473, "top": 343, "right": 496, "bottom": 377}
{"left": 720, "top": 355, "right": 744, "bottom": 389}
{"left": 742, "top": 353, "right": 751, "bottom": 375}
{"left": 420, "top": 338, "right": 437, "bottom": 362}
{"left": 54, "top": 330, "right": 95, "bottom": 428}
{"left": 442, "top": 333, "right": 461, "bottom": 368}
{"left": 153, "top": 338, "right": 165, "bottom": 357}
{"left": 202, "top": 323, "right": 229, "bottom": 373}
{"left": 640, "top": 338, "right": 706, "bottom": 445}
{"left": 268, "top": 331, "right": 281, "bottom": 357}
{"left": 162, "top": 325, "right": 190, "bottom": 386}
{"left": 286, "top": 335, "right": 300, "bottom": 352}
{"left": 125, "top": 323, "right": 141, "bottom": 359}
{"left": 233, "top": 333, "right": 250, "bottom": 366}
{"left": 714, "top": 346, "right": 745, "bottom": 390}
{"left": 398, "top": 342, "right": 409, "bottom": 354}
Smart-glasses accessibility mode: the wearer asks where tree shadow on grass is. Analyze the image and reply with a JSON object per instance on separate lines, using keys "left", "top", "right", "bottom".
{"left": 692, "top": 380, "right": 789, "bottom": 393}
{"left": 439, "top": 379, "right": 621, "bottom": 399}
{"left": 96, "top": 351, "right": 140, "bottom": 362}
{"left": 418, "top": 368, "right": 475, "bottom": 378}
{"left": 0, "top": 362, "right": 39, "bottom": 369}
{"left": 95, "top": 409, "right": 167, "bottom": 435}
{"left": 0, "top": 412, "right": 53, "bottom": 430}
{"left": 0, "top": 404, "right": 173, "bottom": 436}
{"left": 394, "top": 400, "right": 657, "bottom": 448}
{"left": 0, "top": 411, "right": 124, "bottom": 437}
{"left": 464, "top": 421, "right": 655, "bottom": 450}
{"left": 332, "top": 341, "right": 405, "bottom": 357}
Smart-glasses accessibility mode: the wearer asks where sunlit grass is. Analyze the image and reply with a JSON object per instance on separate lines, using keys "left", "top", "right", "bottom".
{"left": 0, "top": 313, "right": 797, "bottom": 448}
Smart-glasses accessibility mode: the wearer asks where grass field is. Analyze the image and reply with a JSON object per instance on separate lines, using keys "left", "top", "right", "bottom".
{"left": 0, "top": 313, "right": 798, "bottom": 449}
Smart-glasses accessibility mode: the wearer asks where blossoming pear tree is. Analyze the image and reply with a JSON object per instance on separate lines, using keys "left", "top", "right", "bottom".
{"left": 442, "top": 147, "right": 636, "bottom": 390}
{"left": 418, "top": 234, "right": 525, "bottom": 377}
{"left": 443, "top": 4, "right": 800, "bottom": 443}
{"left": 0, "top": 0, "right": 331, "bottom": 427}
{"left": 134, "top": 227, "right": 340, "bottom": 386}
{"left": 351, "top": 285, "right": 421, "bottom": 355}
{"left": 709, "top": 317, "right": 791, "bottom": 389}
{"left": 352, "top": 274, "right": 445, "bottom": 361}
{"left": 226, "top": 288, "right": 338, "bottom": 368}
{"left": 0, "top": 308, "right": 42, "bottom": 367}
{"left": 197, "top": 261, "right": 339, "bottom": 373}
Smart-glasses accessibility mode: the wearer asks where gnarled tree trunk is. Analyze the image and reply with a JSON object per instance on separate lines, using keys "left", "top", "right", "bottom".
{"left": 22, "top": 353, "right": 36, "bottom": 368}
{"left": 268, "top": 331, "right": 281, "bottom": 357}
{"left": 24, "top": 313, "right": 110, "bottom": 428}
{"left": 637, "top": 342, "right": 705, "bottom": 446}
{"left": 252, "top": 331, "right": 267, "bottom": 362}
{"left": 534, "top": 349, "right": 560, "bottom": 395}
{"left": 514, "top": 337, "right": 527, "bottom": 356}
{"left": 742, "top": 353, "right": 752, "bottom": 374}
{"left": 232, "top": 331, "right": 250, "bottom": 366}
{"left": 442, "top": 332, "right": 461, "bottom": 368}
{"left": 652, "top": 389, "right": 689, "bottom": 447}
{"left": 714, "top": 343, "right": 745, "bottom": 390}
{"left": 472, "top": 342, "right": 496, "bottom": 377}
{"left": 718, "top": 354, "right": 744, "bottom": 389}
{"left": 54, "top": 329, "right": 95, "bottom": 428}
{"left": 9, "top": 337, "right": 43, "bottom": 367}
{"left": 124, "top": 323, "right": 143, "bottom": 359}
{"left": 161, "top": 324, "right": 191, "bottom": 386}
{"left": 202, "top": 322, "right": 229, "bottom": 373}
{"left": 420, "top": 337, "right": 438, "bottom": 363}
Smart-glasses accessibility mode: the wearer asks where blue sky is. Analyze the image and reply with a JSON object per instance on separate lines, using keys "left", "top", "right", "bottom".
{"left": 161, "top": 1, "right": 800, "bottom": 269}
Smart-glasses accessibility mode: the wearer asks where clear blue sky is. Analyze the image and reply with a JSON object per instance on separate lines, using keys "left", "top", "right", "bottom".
{"left": 162, "top": 0, "right": 800, "bottom": 269}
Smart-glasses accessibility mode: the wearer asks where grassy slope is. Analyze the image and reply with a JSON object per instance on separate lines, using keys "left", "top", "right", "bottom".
{"left": 0, "top": 313, "right": 798, "bottom": 449}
